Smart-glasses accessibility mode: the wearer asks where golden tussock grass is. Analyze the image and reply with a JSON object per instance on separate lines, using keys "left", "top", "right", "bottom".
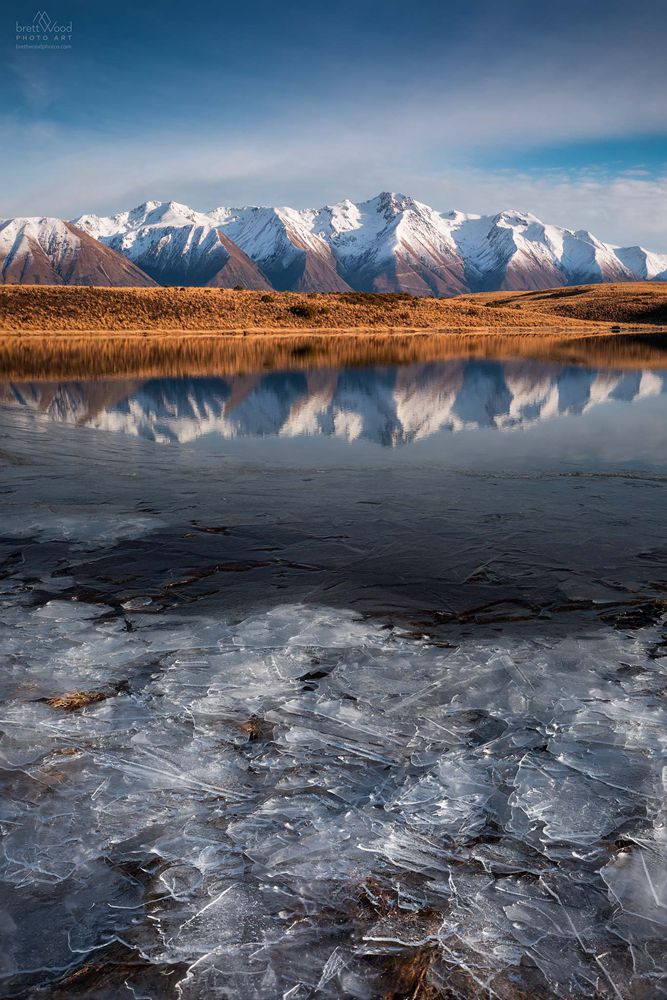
{"left": 45, "top": 691, "right": 109, "bottom": 711}
{"left": 44, "top": 681, "right": 129, "bottom": 711}
{"left": 1, "top": 282, "right": 666, "bottom": 335}
{"left": 0, "top": 284, "right": 601, "bottom": 333}
{"left": 457, "top": 281, "right": 667, "bottom": 325}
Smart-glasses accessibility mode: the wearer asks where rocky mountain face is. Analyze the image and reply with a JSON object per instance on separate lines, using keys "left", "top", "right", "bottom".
{"left": 74, "top": 201, "right": 270, "bottom": 289}
{"left": 0, "top": 218, "right": 156, "bottom": 286}
{"left": 207, "top": 205, "right": 351, "bottom": 291}
{"left": 5, "top": 362, "right": 665, "bottom": 445}
{"left": 4, "top": 194, "right": 667, "bottom": 292}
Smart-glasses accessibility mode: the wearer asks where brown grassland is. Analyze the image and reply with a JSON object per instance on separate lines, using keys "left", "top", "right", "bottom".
{"left": 2, "top": 281, "right": 666, "bottom": 334}
{"left": 0, "top": 284, "right": 579, "bottom": 333}
{"left": 456, "top": 282, "right": 667, "bottom": 326}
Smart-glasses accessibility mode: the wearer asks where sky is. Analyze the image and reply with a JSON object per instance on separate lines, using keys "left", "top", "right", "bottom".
{"left": 3, "top": 0, "right": 667, "bottom": 249}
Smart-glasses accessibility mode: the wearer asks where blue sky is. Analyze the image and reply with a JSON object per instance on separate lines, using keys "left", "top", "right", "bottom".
{"left": 4, "top": 0, "right": 667, "bottom": 248}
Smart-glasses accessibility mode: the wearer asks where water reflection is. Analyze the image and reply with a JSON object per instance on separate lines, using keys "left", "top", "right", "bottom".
{"left": 3, "top": 359, "right": 666, "bottom": 446}
{"left": 1, "top": 350, "right": 667, "bottom": 999}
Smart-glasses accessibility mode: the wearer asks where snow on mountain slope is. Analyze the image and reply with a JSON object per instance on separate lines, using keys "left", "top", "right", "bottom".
{"left": 448, "top": 212, "right": 636, "bottom": 291}
{"left": 210, "top": 205, "right": 351, "bottom": 292}
{"left": 321, "top": 193, "right": 468, "bottom": 295}
{"left": 66, "top": 193, "right": 667, "bottom": 294}
{"left": 76, "top": 200, "right": 211, "bottom": 240}
{"left": 451, "top": 212, "right": 565, "bottom": 291}
{"left": 0, "top": 218, "right": 156, "bottom": 286}
{"left": 74, "top": 201, "right": 270, "bottom": 289}
{"left": 324, "top": 196, "right": 666, "bottom": 292}
{"left": 614, "top": 245, "right": 667, "bottom": 281}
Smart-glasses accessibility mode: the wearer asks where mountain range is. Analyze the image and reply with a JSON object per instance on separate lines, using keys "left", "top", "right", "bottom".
{"left": 2, "top": 193, "right": 667, "bottom": 295}
{"left": 4, "top": 362, "right": 665, "bottom": 445}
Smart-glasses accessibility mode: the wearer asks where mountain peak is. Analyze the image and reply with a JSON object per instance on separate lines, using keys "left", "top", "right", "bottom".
{"left": 374, "top": 191, "right": 414, "bottom": 214}
{"left": 496, "top": 209, "right": 540, "bottom": 226}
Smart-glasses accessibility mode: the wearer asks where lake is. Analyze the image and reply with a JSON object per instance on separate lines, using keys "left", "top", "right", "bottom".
{"left": 1, "top": 345, "right": 666, "bottom": 998}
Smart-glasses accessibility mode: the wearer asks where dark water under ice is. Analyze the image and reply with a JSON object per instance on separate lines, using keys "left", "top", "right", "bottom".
{"left": 0, "top": 356, "right": 666, "bottom": 999}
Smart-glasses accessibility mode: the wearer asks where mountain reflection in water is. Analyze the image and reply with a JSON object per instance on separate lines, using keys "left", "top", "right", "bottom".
{"left": 4, "top": 359, "right": 666, "bottom": 446}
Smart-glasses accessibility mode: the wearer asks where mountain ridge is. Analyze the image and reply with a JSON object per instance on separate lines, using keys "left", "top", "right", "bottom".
{"left": 2, "top": 194, "right": 666, "bottom": 292}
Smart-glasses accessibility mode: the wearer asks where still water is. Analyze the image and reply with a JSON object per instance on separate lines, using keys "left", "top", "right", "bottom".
{"left": 1, "top": 353, "right": 666, "bottom": 998}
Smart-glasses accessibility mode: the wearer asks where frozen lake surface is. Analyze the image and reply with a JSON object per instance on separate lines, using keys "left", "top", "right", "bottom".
{"left": 1, "top": 356, "right": 666, "bottom": 998}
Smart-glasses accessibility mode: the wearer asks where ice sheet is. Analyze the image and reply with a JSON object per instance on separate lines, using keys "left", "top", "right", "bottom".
{"left": 1, "top": 594, "right": 665, "bottom": 998}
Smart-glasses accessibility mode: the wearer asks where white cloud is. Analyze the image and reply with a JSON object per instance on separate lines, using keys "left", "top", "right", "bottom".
{"left": 406, "top": 169, "right": 667, "bottom": 250}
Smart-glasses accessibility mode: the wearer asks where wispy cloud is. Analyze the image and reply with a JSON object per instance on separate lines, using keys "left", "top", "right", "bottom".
{"left": 412, "top": 169, "right": 667, "bottom": 250}
{"left": 2, "top": 105, "right": 666, "bottom": 251}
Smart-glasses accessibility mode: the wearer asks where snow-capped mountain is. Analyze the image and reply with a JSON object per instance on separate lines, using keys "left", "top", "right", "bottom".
{"left": 0, "top": 217, "right": 156, "bottom": 286}
{"left": 5, "top": 362, "right": 665, "bottom": 445}
{"left": 208, "top": 205, "right": 351, "bottom": 291}
{"left": 75, "top": 201, "right": 270, "bottom": 289}
{"left": 314, "top": 193, "right": 469, "bottom": 295}
{"left": 4, "top": 195, "right": 667, "bottom": 292}
{"left": 613, "top": 245, "right": 667, "bottom": 281}
{"left": 74, "top": 193, "right": 667, "bottom": 294}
